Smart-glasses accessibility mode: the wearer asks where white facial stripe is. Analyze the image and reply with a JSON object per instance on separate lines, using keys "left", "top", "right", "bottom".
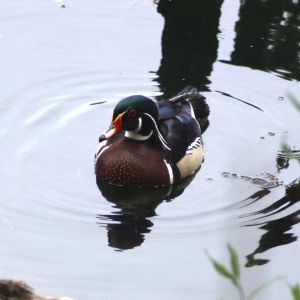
{"left": 143, "top": 113, "right": 171, "bottom": 151}
{"left": 136, "top": 117, "right": 142, "bottom": 132}
{"left": 124, "top": 117, "right": 152, "bottom": 141}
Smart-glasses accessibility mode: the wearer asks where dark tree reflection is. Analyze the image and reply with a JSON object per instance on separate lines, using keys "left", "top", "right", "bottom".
{"left": 230, "top": 0, "right": 300, "bottom": 80}
{"left": 241, "top": 178, "right": 300, "bottom": 267}
{"left": 155, "top": 0, "right": 224, "bottom": 98}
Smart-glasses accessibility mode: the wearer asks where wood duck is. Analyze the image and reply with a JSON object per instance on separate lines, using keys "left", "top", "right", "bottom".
{"left": 94, "top": 86, "right": 209, "bottom": 188}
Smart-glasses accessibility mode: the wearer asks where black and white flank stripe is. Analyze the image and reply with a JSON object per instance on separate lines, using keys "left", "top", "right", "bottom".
{"left": 185, "top": 137, "right": 202, "bottom": 155}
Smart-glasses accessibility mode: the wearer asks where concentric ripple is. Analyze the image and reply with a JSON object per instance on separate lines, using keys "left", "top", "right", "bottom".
{"left": 1, "top": 1, "right": 300, "bottom": 300}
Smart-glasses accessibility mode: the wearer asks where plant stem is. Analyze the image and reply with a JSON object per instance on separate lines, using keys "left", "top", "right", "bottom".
{"left": 236, "top": 283, "right": 246, "bottom": 300}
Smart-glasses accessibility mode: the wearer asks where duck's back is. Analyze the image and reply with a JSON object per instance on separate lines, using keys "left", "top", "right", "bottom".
{"left": 158, "top": 99, "right": 202, "bottom": 163}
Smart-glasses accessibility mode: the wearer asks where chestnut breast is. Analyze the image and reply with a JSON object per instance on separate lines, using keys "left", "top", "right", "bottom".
{"left": 95, "top": 138, "right": 170, "bottom": 188}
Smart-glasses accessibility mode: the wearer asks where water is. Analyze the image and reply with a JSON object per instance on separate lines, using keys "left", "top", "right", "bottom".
{"left": 0, "top": 0, "right": 299, "bottom": 299}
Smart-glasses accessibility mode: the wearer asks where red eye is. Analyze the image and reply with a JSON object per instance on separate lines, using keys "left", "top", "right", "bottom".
{"left": 127, "top": 109, "right": 137, "bottom": 118}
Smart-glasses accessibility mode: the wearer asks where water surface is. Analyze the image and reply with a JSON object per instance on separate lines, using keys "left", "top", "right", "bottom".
{"left": 0, "top": 0, "right": 299, "bottom": 299}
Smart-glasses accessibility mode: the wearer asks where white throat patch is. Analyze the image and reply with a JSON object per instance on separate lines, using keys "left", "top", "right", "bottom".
{"left": 125, "top": 130, "right": 153, "bottom": 141}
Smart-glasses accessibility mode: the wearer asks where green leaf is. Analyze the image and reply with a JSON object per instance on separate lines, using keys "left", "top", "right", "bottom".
{"left": 207, "top": 254, "right": 235, "bottom": 282}
{"left": 290, "top": 283, "right": 300, "bottom": 300}
{"left": 247, "top": 277, "right": 282, "bottom": 300}
{"left": 227, "top": 244, "right": 240, "bottom": 280}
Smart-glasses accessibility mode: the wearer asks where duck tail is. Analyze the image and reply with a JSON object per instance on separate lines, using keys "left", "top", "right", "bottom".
{"left": 170, "top": 86, "right": 210, "bottom": 134}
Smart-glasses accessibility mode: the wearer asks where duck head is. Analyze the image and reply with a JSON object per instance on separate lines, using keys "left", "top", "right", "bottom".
{"left": 103, "top": 95, "right": 170, "bottom": 148}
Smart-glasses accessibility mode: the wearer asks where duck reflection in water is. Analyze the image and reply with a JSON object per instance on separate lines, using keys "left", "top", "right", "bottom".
{"left": 97, "top": 175, "right": 195, "bottom": 250}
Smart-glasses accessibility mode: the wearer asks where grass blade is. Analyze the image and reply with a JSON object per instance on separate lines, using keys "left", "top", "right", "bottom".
{"left": 286, "top": 93, "right": 300, "bottom": 112}
{"left": 206, "top": 252, "right": 235, "bottom": 282}
{"left": 247, "top": 277, "right": 282, "bottom": 300}
{"left": 227, "top": 244, "right": 240, "bottom": 280}
{"left": 290, "top": 283, "right": 300, "bottom": 300}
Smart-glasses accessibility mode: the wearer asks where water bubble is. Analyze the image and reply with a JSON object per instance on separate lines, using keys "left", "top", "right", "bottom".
{"left": 205, "top": 177, "right": 213, "bottom": 181}
{"left": 221, "top": 171, "right": 231, "bottom": 178}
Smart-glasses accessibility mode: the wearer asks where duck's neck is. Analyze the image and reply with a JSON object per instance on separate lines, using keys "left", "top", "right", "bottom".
{"left": 124, "top": 116, "right": 153, "bottom": 141}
